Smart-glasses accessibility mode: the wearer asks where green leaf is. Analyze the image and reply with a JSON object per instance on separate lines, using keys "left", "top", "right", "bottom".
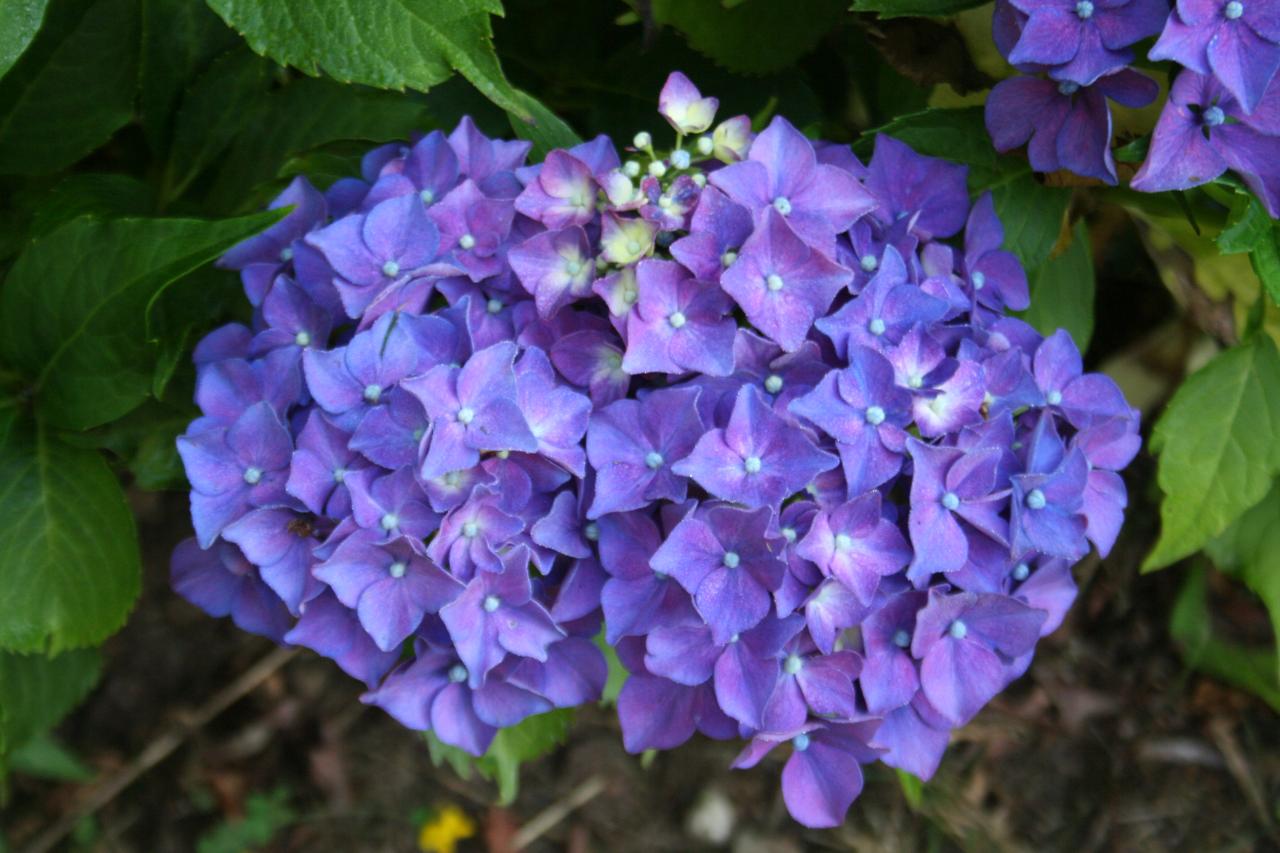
{"left": 0, "top": 0, "right": 139, "bottom": 176}
{"left": 851, "top": 0, "right": 987, "bottom": 17}
{"left": 196, "top": 788, "right": 295, "bottom": 853}
{"left": 895, "top": 768, "right": 925, "bottom": 811}
{"left": 594, "top": 631, "right": 627, "bottom": 706}
{"left": 204, "top": 0, "right": 566, "bottom": 138}
{"left": 482, "top": 708, "right": 573, "bottom": 804}
{"left": 1210, "top": 190, "right": 1280, "bottom": 305}
{"left": 864, "top": 107, "right": 1070, "bottom": 269}
{"left": 62, "top": 400, "right": 193, "bottom": 491}
{"left": 7, "top": 731, "right": 93, "bottom": 781}
{"left": 508, "top": 91, "right": 581, "bottom": 160}
{"left": 205, "top": 77, "right": 432, "bottom": 212}
{"left": 0, "top": 0, "right": 50, "bottom": 81}
{"left": 427, "top": 708, "right": 573, "bottom": 805}
{"left": 1217, "top": 193, "right": 1272, "bottom": 255}
{"left": 1206, "top": 481, "right": 1280, "bottom": 680}
{"left": 1112, "top": 134, "right": 1148, "bottom": 164}
{"left": 0, "top": 210, "right": 283, "bottom": 430}
{"left": 138, "top": 0, "right": 243, "bottom": 154}
{"left": 1144, "top": 335, "right": 1280, "bottom": 571}
{"left": 164, "top": 50, "right": 272, "bottom": 202}
{"left": 650, "top": 0, "right": 847, "bottom": 74}
{"left": 1170, "top": 566, "right": 1280, "bottom": 712}
{"left": 0, "top": 647, "right": 100, "bottom": 754}
{"left": 1020, "top": 220, "right": 1095, "bottom": 352}
{"left": 1248, "top": 224, "right": 1280, "bottom": 307}
{"left": 0, "top": 409, "right": 140, "bottom": 652}
{"left": 24, "top": 173, "right": 154, "bottom": 238}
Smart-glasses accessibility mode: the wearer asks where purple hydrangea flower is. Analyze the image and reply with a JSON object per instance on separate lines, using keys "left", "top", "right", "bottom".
{"left": 985, "top": 69, "right": 1160, "bottom": 183}
{"left": 585, "top": 386, "right": 704, "bottom": 516}
{"left": 1006, "top": 0, "right": 1167, "bottom": 84}
{"left": 428, "top": 179, "right": 515, "bottom": 281}
{"left": 864, "top": 135, "right": 969, "bottom": 241}
{"left": 673, "top": 385, "right": 838, "bottom": 508}
{"left": 305, "top": 194, "right": 448, "bottom": 317}
{"left": 710, "top": 116, "right": 876, "bottom": 254}
{"left": 362, "top": 129, "right": 460, "bottom": 209}
{"left": 1011, "top": 415, "right": 1091, "bottom": 560}
{"left": 659, "top": 71, "right": 720, "bottom": 135}
{"left": 404, "top": 341, "right": 538, "bottom": 480}
{"left": 219, "top": 176, "right": 328, "bottom": 305}
{"left": 911, "top": 589, "right": 1046, "bottom": 725}
{"left": 1150, "top": 0, "right": 1280, "bottom": 113}
{"left": 175, "top": 75, "right": 1143, "bottom": 831}
{"left": 719, "top": 209, "right": 853, "bottom": 351}
{"left": 1131, "top": 70, "right": 1280, "bottom": 215}
{"left": 621, "top": 259, "right": 737, "bottom": 377}
{"left": 171, "top": 538, "right": 292, "bottom": 641}
{"left": 669, "top": 186, "right": 754, "bottom": 281}
{"left": 514, "top": 150, "right": 598, "bottom": 228}
{"left": 364, "top": 646, "right": 550, "bottom": 755}
{"left": 315, "top": 531, "right": 461, "bottom": 650}
{"left": 732, "top": 722, "right": 882, "bottom": 828}
{"left": 816, "top": 247, "right": 949, "bottom": 359}
{"left": 651, "top": 504, "right": 788, "bottom": 643}
{"left": 177, "top": 401, "right": 294, "bottom": 547}
{"left": 427, "top": 487, "right": 524, "bottom": 578}
{"left": 286, "top": 591, "right": 401, "bottom": 688}
{"left": 303, "top": 311, "right": 455, "bottom": 427}
{"left": 439, "top": 547, "right": 566, "bottom": 688}
{"left": 598, "top": 508, "right": 699, "bottom": 643}
{"left": 790, "top": 346, "right": 913, "bottom": 494}
{"left": 796, "top": 492, "right": 911, "bottom": 605}
{"left": 905, "top": 439, "right": 1012, "bottom": 584}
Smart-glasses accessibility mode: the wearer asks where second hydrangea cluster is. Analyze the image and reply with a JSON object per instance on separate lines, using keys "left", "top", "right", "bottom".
{"left": 986, "top": 0, "right": 1280, "bottom": 213}
{"left": 174, "top": 72, "right": 1139, "bottom": 827}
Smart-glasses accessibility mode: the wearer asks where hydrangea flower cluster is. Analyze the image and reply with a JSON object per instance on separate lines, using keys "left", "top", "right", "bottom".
{"left": 986, "top": 0, "right": 1280, "bottom": 214}
{"left": 173, "top": 72, "right": 1140, "bottom": 828}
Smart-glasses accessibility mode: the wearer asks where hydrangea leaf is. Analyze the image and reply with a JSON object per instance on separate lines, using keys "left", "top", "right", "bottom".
{"left": 480, "top": 708, "right": 574, "bottom": 804}
{"left": 1205, "top": 481, "right": 1280, "bottom": 681}
{"left": 594, "top": 630, "right": 627, "bottom": 706}
{"left": 24, "top": 174, "right": 154, "bottom": 239}
{"left": 138, "top": 0, "right": 243, "bottom": 154}
{"left": 0, "top": 647, "right": 100, "bottom": 758}
{"left": 0, "top": 0, "right": 138, "bottom": 176}
{"left": 650, "top": 0, "right": 847, "bottom": 74}
{"left": 1170, "top": 567, "right": 1280, "bottom": 711}
{"left": 894, "top": 769, "right": 925, "bottom": 811}
{"left": 1217, "top": 193, "right": 1274, "bottom": 255}
{"left": 0, "top": 210, "right": 284, "bottom": 431}
{"left": 850, "top": 0, "right": 988, "bottom": 18}
{"left": 1020, "top": 220, "right": 1095, "bottom": 352}
{"left": 426, "top": 708, "right": 574, "bottom": 805}
{"left": 508, "top": 90, "right": 581, "bottom": 160}
{"left": 204, "top": 0, "right": 573, "bottom": 144}
{"left": 61, "top": 401, "right": 191, "bottom": 492}
{"left": 864, "top": 107, "right": 1070, "bottom": 269}
{"left": 6, "top": 731, "right": 94, "bottom": 782}
{"left": 1144, "top": 335, "right": 1280, "bottom": 571}
{"left": 164, "top": 50, "right": 273, "bottom": 202}
{"left": 195, "top": 788, "right": 296, "bottom": 851}
{"left": 0, "top": 407, "right": 140, "bottom": 652}
{"left": 1249, "top": 229, "right": 1280, "bottom": 308}
{"left": 205, "top": 78, "right": 433, "bottom": 212}
{"left": 0, "top": 0, "right": 50, "bottom": 81}
{"left": 1214, "top": 193, "right": 1280, "bottom": 306}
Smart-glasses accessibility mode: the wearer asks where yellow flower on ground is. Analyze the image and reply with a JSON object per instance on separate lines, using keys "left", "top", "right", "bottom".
{"left": 418, "top": 803, "right": 476, "bottom": 853}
